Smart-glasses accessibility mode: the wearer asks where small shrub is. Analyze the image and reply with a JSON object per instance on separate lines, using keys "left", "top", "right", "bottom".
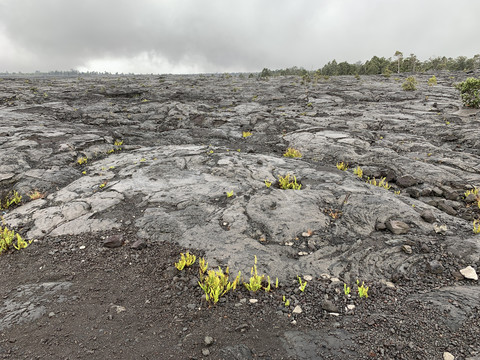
{"left": 278, "top": 174, "right": 302, "bottom": 190}
{"left": 474, "top": 220, "right": 480, "bottom": 234}
{"left": 283, "top": 148, "right": 302, "bottom": 158}
{"left": 1, "top": 226, "right": 32, "bottom": 254}
{"left": 353, "top": 166, "right": 363, "bottom": 178}
{"left": 428, "top": 75, "right": 437, "bottom": 86}
{"left": 198, "top": 266, "right": 241, "bottom": 304}
{"left": 382, "top": 68, "right": 392, "bottom": 78}
{"left": 0, "top": 190, "right": 22, "bottom": 210}
{"left": 244, "top": 256, "right": 273, "bottom": 292}
{"left": 77, "top": 156, "right": 88, "bottom": 165}
{"left": 455, "top": 77, "right": 480, "bottom": 108}
{"left": 366, "top": 177, "right": 391, "bottom": 190}
{"left": 175, "top": 252, "right": 197, "bottom": 271}
{"left": 336, "top": 161, "right": 348, "bottom": 171}
{"left": 242, "top": 131, "right": 252, "bottom": 138}
{"left": 402, "top": 76, "right": 417, "bottom": 91}
{"left": 356, "top": 279, "right": 369, "bottom": 298}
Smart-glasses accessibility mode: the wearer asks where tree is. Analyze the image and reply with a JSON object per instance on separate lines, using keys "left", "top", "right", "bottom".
{"left": 394, "top": 51, "right": 403, "bottom": 73}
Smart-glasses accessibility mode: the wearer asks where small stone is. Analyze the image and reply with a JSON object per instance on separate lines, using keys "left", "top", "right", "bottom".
{"left": 298, "top": 251, "right": 309, "bottom": 256}
{"left": 204, "top": 336, "right": 214, "bottom": 346}
{"left": 79, "top": 245, "right": 86, "bottom": 250}
{"left": 202, "top": 348, "right": 210, "bottom": 356}
{"left": 302, "top": 231, "right": 311, "bottom": 237}
{"left": 291, "top": 320, "right": 297, "bottom": 325}
{"left": 48, "top": 312, "right": 55, "bottom": 318}
{"left": 103, "top": 235, "right": 124, "bottom": 248}
{"left": 385, "top": 281, "right": 396, "bottom": 289}
{"left": 321, "top": 300, "right": 339, "bottom": 313}
{"left": 292, "top": 305, "right": 302, "bottom": 314}
{"left": 420, "top": 209, "right": 436, "bottom": 223}
{"left": 346, "top": 304, "right": 356, "bottom": 310}
{"left": 443, "top": 352, "right": 454, "bottom": 360}
{"left": 459, "top": 266, "right": 478, "bottom": 280}
{"left": 401, "top": 245, "right": 412, "bottom": 254}
{"left": 249, "top": 299, "right": 258, "bottom": 304}
{"left": 111, "top": 304, "right": 126, "bottom": 313}
{"left": 433, "top": 223, "right": 448, "bottom": 234}
{"left": 428, "top": 260, "right": 444, "bottom": 274}
{"left": 303, "top": 275, "right": 313, "bottom": 281}
{"left": 375, "top": 219, "right": 386, "bottom": 231}
{"left": 130, "top": 239, "right": 146, "bottom": 250}
{"left": 285, "top": 241, "right": 294, "bottom": 246}
{"left": 386, "top": 220, "right": 410, "bottom": 235}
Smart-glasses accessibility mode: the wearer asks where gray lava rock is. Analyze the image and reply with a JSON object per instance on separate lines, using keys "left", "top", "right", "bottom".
{"left": 103, "top": 235, "right": 124, "bottom": 248}
{"left": 428, "top": 260, "right": 444, "bottom": 274}
{"left": 130, "top": 239, "right": 146, "bottom": 250}
{"left": 321, "top": 300, "right": 340, "bottom": 313}
{"left": 420, "top": 210, "right": 436, "bottom": 223}
{"left": 386, "top": 220, "right": 410, "bottom": 235}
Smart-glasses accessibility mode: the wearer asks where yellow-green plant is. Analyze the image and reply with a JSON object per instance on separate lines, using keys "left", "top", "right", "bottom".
{"left": 264, "top": 276, "right": 272, "bottom": 292}
{"left": 1, "top": 226, "right": 32, "bottom": 254}
{"left": 199, "top": 257, "right": 208, "bottom": 274}
{"left": 428, "top": 75, "right": 437, "bottom": 86}
{"left": 242, "top": 131, "right": 252, "bottom": 138}
{"left": 353, "top": 166, "right": 363, "bottom": 178}
{"left": 297, "top": 276, "right": 307, "bottom": 292}
{"left": 244, "top": 256, "right": 264, "bottom": 291}
{"left": 275, "top": 277, "right": 279, "bottom": 288}
{"left": 283, "top": 147, "right": 302, "bottom": 158}
{"left": 357, "top": 279, "right": 369, "bottom": 298}
{"left": 278, "top": 174, "right": 302, "bottom": 190}
{"left": 366, "top": 177, "right": 391, "bottom": 190}
{"left": 402, "top": 76, "right": 417, "bottom": 91}
{"left": 1, "top": 190, "right": 22, "bottom": 209}
{"left": 474, "top": 220, "right": 480, "bottom": 234}
{"left": 344, "top": 283, "right": 351, "bottom": 296}
{"left": 114, "top": 139, "right": 123, "bottom": 146}
{"left": 77, "top": 156, "right": 87, "bottom": 165}
{"left": 175, "top": 252, "right": 197, "bottom": 271}
{"left": 464, "top": 187, "right": 479, "bottom": 198}
{"left": 264, "top": 180, "right": 272, "bottom": 188}
{"left": 198, "top": 266, "right": 241, "bottom": 304}
{"left": 226, "top": 190, "right": 234, "bottom": 198}
{"left": 282, "top": 295, "right": 290, "bottom": 307}
{"left": 336, "top": 162, "right": 348, "bottom": 171}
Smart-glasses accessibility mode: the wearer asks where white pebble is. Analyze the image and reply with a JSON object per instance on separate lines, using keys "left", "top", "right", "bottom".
{"left": 460, "top": 266, "right": 478, "bottom": 280}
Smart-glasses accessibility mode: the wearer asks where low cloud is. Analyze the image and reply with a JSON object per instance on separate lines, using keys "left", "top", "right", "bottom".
{"left": 0, "top": 0, "right": 479, "bottom": 73}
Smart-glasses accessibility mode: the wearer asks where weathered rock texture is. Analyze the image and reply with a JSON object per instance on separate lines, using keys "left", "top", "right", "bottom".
{"left": 1, "top": 73, "right": 480, "bottom": 358}
{"left": 1, "top": 73, "right": 480, "bottom": 282}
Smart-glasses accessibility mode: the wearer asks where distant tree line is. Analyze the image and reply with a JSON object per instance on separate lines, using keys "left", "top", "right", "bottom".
{"left": 260, "top": 52, "right": 480, "bottom": 77}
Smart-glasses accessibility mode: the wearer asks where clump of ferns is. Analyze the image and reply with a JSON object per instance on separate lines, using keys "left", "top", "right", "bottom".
{"left": 277, "top": 174, "right": 302, "bottom": 190}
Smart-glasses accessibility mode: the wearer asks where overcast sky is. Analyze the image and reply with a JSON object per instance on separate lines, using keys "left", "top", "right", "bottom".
{"left": 0, "top": 0, "right": 478, "bottom": 74}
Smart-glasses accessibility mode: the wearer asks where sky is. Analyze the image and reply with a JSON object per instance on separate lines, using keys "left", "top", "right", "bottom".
{"left": 0, "top": 0, "right": 479, "bottom": 74}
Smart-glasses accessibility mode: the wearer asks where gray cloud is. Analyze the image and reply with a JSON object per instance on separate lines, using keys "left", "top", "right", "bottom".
{"left": 0, "top": 0, "right": 479, "bottom": 73}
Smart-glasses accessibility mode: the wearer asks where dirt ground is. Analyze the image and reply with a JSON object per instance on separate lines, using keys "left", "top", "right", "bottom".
{"left": 1, "top": 226, "right": 479, "bottom": 360}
